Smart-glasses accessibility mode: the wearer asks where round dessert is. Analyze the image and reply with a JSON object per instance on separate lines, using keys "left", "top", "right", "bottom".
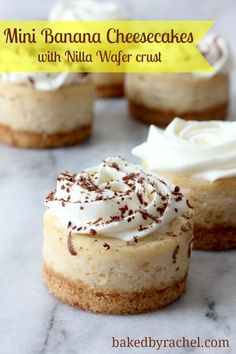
{"left": 93, "top": 73, "right": 124, "bottom": 98}
{"left": 0, "top": 72, "right": 94, "bottom": 148}
{"left": 125, "top": 33, "right": 232, "bottom": 126}
{"left": 43, "top": 157, "right": 193, "bottom": 314}
{"left": 49, "top": 0, "right": 126, "bottom": 98}
{"left": 132, "top": 118, "right": 236, "bottom": 251}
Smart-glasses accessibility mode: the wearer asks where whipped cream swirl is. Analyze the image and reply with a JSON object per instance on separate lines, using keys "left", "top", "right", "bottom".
{"left": 132, "top": 118, "right": 236, "bottom": 182}
{"left": 0, "top": 72, "right": 89, "bottom": 91}
{"left": 45, "top": 157, "right": 189, "bottom": 241}
{"left": 196, "top": 33, "right": 232, "bottom": 77}
{"left": 49, "top": 0, "right": 126, "bottom": 21}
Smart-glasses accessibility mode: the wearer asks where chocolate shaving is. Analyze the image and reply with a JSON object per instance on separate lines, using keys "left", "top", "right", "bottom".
{"left": 119, "top": 205, "right": 128, "bottom": 218}
{"left": 122, "top": 173, "right": 139, "bottom": 182}
{"left": 186, "top": 199, "right": 194, "bottom": 209}
{"left": 159, "top": 179, "right": 167, "bottom": 185}
{"left": 137, "top": 177, "right": 145, "bottom": 184}
{"left": 137, "top": 192, "right": 144, "bottom": 205}
{"left": 95, "top": 196, "right": 103, "bottom": 201}
{"left": 175, "top": 196, "right": 182, "bottom": 202}
{"left": 160, "top": 195, "right": 168, "bottom": 201}
{"left": 110, "top": 215, "right": 121, "bottom": 222}
{"left": 110, "top": 162, "right": 119, "bottom": 171}
{"left": 138, "top": 210, "right": 160, "bottom": 223}
{"left": 92, "top": 218, "right": 102, "bottom": 225}
{"left": 103, "top": 242, "right": 110, "bottom": 250}
{"left": 172, "top": 245, "right": 179, "bottom": 264}
{"left": 138, "top": 224, "right": 148, "bottom": 232}
{"left": 78, "top": 175, "right": 100, "bottom": 192}
{"left": 45, "top": 191, "right": 55, "bottom": 202}
{"left": 67, "top": 232, "right": 77, "bottom": 256}
{"left": 156, "top": 206, "right": 166, "bottom": 216}
{"left": 60, "top": 172, "right": 77, "bottom": 183}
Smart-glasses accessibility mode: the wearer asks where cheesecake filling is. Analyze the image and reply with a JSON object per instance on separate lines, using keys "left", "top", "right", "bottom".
{"left": 132, "top": 118, "right": 236, "bottom": 182}
{"left": 43, "top": 210, "right": 192, "bottom": 292}
{"left": 45, "top": 157, "right": 190, "bottom": 241}
{"left": 0, "top": 79, "right": 93, "bottom": 133}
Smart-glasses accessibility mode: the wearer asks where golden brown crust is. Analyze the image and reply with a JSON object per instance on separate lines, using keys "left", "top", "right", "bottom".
{"left": 0, "top": 123, "right": 92, "bottom": 149}
{"left": 128, "top": 100, "right": 228, "bottom": 126}
{"left": 43, "top": 264, "right": 187, "bottom": 314}
{"left": 194, "top": 224, "right": 236, "bottom": 251}
{"left": 96, "top": 83, "right": 124, "bottom": 98}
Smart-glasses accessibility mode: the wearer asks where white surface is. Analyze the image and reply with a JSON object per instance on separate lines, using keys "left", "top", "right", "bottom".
{"left": 1, "top": 99, "right": 236, "bottom": 354}
{"left": 0, "top": 1, "right": 236, "bottom": 353}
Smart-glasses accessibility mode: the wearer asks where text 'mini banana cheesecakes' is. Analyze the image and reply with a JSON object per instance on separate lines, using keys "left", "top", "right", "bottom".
{"left": 49, "top": 0, "right": 126, "bottom": 98}
{"left": 0, "top": 72, "right": 94, "bottom": 148}
{"left": 43, "top": 157, "right": 193, "bottom": 314}
{"left": 132, "top": 118, "right": 236, "bottom": 251}
{"left": 125, "top": 33, "right": 232, "bottom": 126}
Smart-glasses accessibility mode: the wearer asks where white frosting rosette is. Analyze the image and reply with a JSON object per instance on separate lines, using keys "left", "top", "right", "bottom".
{"left": 132, "top": 118, "right": 236, "bottom": 182}
{"left": 45, "top": 157, "right": 189, "bottom": 241}
{"left": 49, "top": 0, "right": 126, "bottom": 21}
{"left": 195, "top": 33, "right": 232, "bottom": 77}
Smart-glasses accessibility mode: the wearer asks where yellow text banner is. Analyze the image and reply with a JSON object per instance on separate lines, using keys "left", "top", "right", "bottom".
{"left": 0, "top": 20, "right": 214, "bottom": 72}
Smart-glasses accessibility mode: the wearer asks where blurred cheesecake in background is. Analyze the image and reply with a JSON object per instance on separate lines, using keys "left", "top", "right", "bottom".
{"left": 126, "top": 33, "right": 232, "bottom": 126}
{"left": 132, "top": 118, "right": 236, "bottom": 250}
{"left": 49, "top": 0, "right": 126, "bottom": 98}
{"left": 0, "top": 72, "right": 94, "bottom": 148}
{"left": 43, "top": 157, "right": 193, "bottom": 314}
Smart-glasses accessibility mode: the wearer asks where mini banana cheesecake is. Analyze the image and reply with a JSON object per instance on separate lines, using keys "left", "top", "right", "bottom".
{"left": 125, "top": 33, "right": 232, "bottom": 126}
{"left": 93, "top": 73, "right": 124, "bottom": 98}
{"left": 132, "top": 118, "right": 236, "bottom": 251}
{"left": 0, "top": 72, "right": 94, "bottom": 148}
{"left": 43, "top": 157, "right": 193, "bottom": 314}
{"left": 49, "top": 0, "right": 125, "bottom": 98}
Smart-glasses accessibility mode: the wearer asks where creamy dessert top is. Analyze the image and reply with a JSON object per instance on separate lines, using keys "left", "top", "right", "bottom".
{"left": 195, "top": 33, "right": 232, "bottom": 77}
{"left": 0, "top": 72, "right": 89, "bottom": 91}
{"left": 132, "top": 118, "right": 236, "bottom": 182}
{"left": 45, "top": 157, "right": 190, "bottom": 241}
{"left": 49, "top": 0, "right": 126, "bottom": 20}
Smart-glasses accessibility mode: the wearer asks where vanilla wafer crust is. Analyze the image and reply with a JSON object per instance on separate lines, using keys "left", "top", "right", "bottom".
{"left": 43, "top": 264, "right": 187, "bottom": 314}
{"left": 128, "top": 100, "right": 228, "bottom": 126}
{"left": 96, "top": 83, "right": 124, "bottom": 98}
{"left": 194, "top": 224, "right": 236, "bottom": 251}
{"left": 0, "top": 123, "right": 92, "bottom": 149}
